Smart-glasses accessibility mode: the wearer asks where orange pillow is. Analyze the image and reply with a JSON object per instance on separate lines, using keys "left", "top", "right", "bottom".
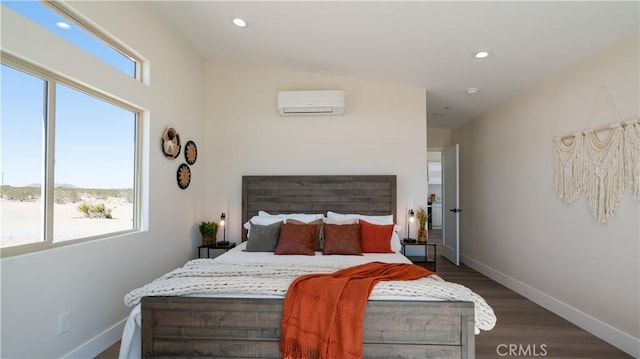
{"left": 274, "top": 223, "right": 318, "bottom": 255}
{"left": 359, "top": 220, "right": 394, "bottom": 253}
{"left": 323, "top": 223, "right": 362, "bottom": 255}
{"left": 286, "top": 219, "right": 323, "bottom": 251}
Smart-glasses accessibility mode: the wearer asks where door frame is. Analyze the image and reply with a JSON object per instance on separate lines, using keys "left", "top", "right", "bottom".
{"left": 428, "top": 145, "right": 461, "bottom": 266}
{"left": 441, "top": 144, "right": 460, "bottom": 266}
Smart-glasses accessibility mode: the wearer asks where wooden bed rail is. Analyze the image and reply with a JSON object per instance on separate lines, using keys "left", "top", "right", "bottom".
{"left": 141, "top": 296, "right": 475, "bottom": 358}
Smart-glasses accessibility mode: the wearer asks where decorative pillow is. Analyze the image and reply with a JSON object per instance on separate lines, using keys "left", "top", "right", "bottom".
{"left": 244, "top": 221, "right": 282, "bottom": 252}
{"left": 274, "top": 223, "right": 318, "bottom": 255}
{"left": 326, "top": 212, "right": 401, "bottom": 252}
{"left": 359, "top": 220, "right": 394, "bottom": 253}
{"left": 322, "top": 218, "right": 356, "bottom": 248}
{"left": 286, "top": 219, "right": 323, "bottom": 251}
{"left": 322, "top": 223, "right": 362, "bottom": 255}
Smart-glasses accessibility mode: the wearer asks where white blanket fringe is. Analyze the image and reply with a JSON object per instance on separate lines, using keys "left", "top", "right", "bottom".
{"left": 124, "top": 260, "right": 497, "bottom": 334}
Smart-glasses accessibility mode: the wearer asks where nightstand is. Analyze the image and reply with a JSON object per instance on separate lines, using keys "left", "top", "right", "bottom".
{"left": 197, "top": 242, "right": 236, "bottom": 258}
{"left": 401, "top": 240, "right": 436, "bottom": 271}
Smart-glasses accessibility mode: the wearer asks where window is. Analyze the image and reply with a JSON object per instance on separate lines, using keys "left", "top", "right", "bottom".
{"left": 1, "top": 0, "right": 143, "bottom": 255}
{"left": 0, "top": 65, "right": 47, "bottom": 248}
{"left": 2, "top": 1, "right": 139, "bottom": 79}
{"left": 53, "top": 83, "right": 137, "bottom": 242}
{"left": 1, "top": 60, "right": 140, "bottom": 253}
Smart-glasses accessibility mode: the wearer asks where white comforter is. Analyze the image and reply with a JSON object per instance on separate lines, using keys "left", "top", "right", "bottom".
{"left": 118, "top": 242, "right": 496, "bottom": 358}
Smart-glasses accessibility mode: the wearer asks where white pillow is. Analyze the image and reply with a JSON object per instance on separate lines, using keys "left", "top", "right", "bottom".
{"left": 326, "top": 211, "right": 402, "bottom": 252}
{"left": 258, "top": 210, "right": 286, "bottom": 218}
{"left": 258, "top": 211, "right": 324, "bottom": 223}
{"left": 243, "top": 215, "right": 283, "bottom": 231}
{"left": 284, "top": 217, "right": 323, "bottom": 224}
{"left": 326, "top": 211, "right": 400, "bottom": 231}
{"left": 246, "top": 212, "right": 324, "bottom": 237}
{"left": 322, "top": 217, "right": 358, "bottom": 225}
{"left": 326, "top": 211, "right": 392, "bottom": 224}
{"left": 390, "top": 231, "right": 401, "bottom": 252}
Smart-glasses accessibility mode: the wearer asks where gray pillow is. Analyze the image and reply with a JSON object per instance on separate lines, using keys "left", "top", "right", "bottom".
{"left": 244, "top": 221, "right": 282, "bottom": 252}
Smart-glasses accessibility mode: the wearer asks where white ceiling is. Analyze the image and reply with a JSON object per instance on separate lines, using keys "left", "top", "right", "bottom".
{"left": 150, "top": 1, "right": 639, "bottom": 129}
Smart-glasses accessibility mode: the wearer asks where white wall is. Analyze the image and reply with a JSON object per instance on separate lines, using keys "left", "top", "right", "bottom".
{"left": 427, "top": 127, "right": 451, "bottom": 148}
{"left": 204, "top": 61, "right": 428, "bottom": 240}
{"left": 452, "top": 34, "right": 639, "bottom": 356}
{"left": 1, "top": 2, "right": 206, "bottom": 357}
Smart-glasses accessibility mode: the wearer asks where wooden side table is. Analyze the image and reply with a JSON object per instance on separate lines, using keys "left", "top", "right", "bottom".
{"left": 197, "top": 242, "right": 236, "bottom": 258}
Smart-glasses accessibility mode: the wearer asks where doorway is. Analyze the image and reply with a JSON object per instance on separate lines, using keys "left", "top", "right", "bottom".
{"left": 428, "top": 145, "right": 460, "bottom": 266}
{"left": 427, "top": 150, "right": 443, "bottom": 230}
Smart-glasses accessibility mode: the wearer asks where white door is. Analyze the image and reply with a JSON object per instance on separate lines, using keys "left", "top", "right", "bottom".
{"left": 442, "top": 144, "right": 460, "bottom": 265}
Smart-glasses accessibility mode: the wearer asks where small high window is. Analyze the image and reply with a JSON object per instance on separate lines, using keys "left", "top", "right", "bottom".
{"left": 3, "top": 1, "right": 139, "bottom": 78}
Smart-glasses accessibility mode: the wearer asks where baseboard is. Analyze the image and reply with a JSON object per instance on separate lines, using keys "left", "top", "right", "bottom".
{"left": 62, "top": 317, "right": 126, "bottom": 359}
{"left": 460, "top": 253, "right": 639, "bottom": 358}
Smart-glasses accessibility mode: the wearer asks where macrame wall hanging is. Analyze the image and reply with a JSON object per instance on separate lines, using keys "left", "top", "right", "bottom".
{"left": 553, "top": 86, "right": 640, "bottom": 223}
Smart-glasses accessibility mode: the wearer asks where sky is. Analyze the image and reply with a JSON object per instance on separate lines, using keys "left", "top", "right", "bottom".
{"left": 1, "top": 1, "right": 137, "bottom": 189}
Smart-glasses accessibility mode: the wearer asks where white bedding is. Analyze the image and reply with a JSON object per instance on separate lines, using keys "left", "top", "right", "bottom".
{"left": 119, "top": 242, "right": 496, "bottom": 358}
{"left": 216, "top": 240, "right": 412, "bottom": 266}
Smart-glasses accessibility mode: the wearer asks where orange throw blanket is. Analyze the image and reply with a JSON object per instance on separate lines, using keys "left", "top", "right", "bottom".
{"left": 279, "top": 262, "right": 434, "bottom": 359}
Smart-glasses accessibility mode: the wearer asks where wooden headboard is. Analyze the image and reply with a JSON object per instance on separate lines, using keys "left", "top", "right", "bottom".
{"left": 241, "top": 175, "right": 397, "bottom": 241}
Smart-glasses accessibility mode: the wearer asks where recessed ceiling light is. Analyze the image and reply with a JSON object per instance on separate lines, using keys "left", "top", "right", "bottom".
{"left": 473, "top": 51, "right": 490, "bottom": 59}
{"left": 466, "top": 87, "right": 479, "bottom": 95}
{"left": 56, "top": 22, "right": 71, "bottom": 30}
{"left": 232, "top": 18, "right": 247, "bottom": 28}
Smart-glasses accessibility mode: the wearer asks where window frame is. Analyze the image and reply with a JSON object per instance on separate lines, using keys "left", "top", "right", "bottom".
{"left": 44, "top": 0, "right": 143, "bottom": 81}
{"left": 1, "top": 53, "right": 143, "bottom": 257}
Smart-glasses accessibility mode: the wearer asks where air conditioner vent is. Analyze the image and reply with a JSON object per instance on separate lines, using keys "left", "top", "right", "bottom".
{"left": 277, "top": 90, "right": 345, "bottom": 116}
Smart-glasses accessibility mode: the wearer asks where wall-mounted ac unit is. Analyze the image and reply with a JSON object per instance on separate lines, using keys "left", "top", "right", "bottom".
{"left": 277, "top": 90, "right": 345, "bottom": 116}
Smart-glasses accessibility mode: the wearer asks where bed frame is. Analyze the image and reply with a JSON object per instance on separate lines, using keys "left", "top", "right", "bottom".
{"left": 141, "top": 175, "right": 475, "bottom": 358}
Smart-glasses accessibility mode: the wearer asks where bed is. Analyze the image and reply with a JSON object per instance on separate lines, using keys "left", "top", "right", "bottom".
{"left": 120, "top": 175, "right": 495, "bottom": 358}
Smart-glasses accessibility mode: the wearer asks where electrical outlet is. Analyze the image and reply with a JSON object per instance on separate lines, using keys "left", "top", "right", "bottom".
{"left": 58, "top": 312, "right": 71, "bottom": 335}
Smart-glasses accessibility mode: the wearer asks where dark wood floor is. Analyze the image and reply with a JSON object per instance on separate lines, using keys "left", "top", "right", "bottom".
{"left": 96, "top": 229, "right": 631, "bottom": 359}
{"left": 437, "top": 260, "right": 631, "bottom": 358}
{"left": 429, "top": 230, "right": 631, "bottom": 359}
